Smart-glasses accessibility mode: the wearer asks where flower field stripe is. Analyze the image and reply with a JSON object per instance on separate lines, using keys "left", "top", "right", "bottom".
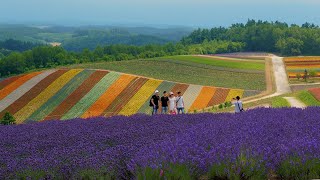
{"left": 44, "top": 71, "right": 108, "bottom": 120}
{"left": 0, "top": 70, "right": 68, "bottom": 118}
{"left": 0, "top": 70, "right": 56, "bottom": 113}
{"left": 61, "top": 72, "right": 121, "bottom": 120}
{"left": 309, "top": 88, "right": 320, "bottom": 101}
{"left": 170, "top": 83, "right": 189, "bottom": 95}
{"left": 182, "top": 85, "right": 203, "bottom": 111}
{"left": 81, "top": 74, "right": 136, "bottom": 118}
{"left": 0, "top": 71, "right": 42, "bottom": 100}
{"left": 225, "top": 89, "right": 244, "bottom": 102}
{"left": 14, "top": 69, "right": 83, "bottom": 124}
{"left": 27, "top": 70, "right": 94, "bottom": 121}
{"left": 0, "top": 74, "right": 24, "bottom": 90}
{"left": 118, "top": 79, "right": 163, "bottom": 116}
{"left": 207, "top": 88, "right": 230, "bottom": 106}
{"left": 137, "top": 81, "right": 176, "bottom": 114}
{"left": 103, "top": 77, "right": 147, "bottom": 117}
{"left": 189, "top": 86, "right": 216, "bottom": 111}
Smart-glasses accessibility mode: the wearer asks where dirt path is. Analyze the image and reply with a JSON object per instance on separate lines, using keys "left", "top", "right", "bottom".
{"left": 283, "top": 97, "right": 306, "bottom": 108}
{"left": 272, "top": 56, "right": 291, "bottom": 94}
{"left": 245, "top": 56, "right": 292, "bottom": 104}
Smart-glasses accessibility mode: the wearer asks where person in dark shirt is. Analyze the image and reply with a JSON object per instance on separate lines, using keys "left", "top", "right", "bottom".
{"left": 160, "top": 91, "right": 169, "bottom": 114}
{"left": 150, "top": 90, "right": 160, "bottom": 115}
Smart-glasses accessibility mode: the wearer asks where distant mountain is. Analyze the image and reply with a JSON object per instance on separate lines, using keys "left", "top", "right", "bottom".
{"left": 0, "top": 24, "right": 194, "bottom": 52}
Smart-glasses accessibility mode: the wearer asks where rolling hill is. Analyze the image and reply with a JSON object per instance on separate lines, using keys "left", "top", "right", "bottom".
{"left": 0, "top": 68, "right": 255, "bottom": 123}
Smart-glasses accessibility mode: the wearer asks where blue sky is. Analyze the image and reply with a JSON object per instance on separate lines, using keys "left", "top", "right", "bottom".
{"left": 1, "top": 0, "right": 320, "bottom": 27}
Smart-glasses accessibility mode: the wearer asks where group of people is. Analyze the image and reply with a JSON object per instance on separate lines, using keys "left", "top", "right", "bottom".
{"left": 150, "top": 90, "right": 185, "bottom": 115}
{"left": 149, "top": 90, "right": 244, "bottom": 115}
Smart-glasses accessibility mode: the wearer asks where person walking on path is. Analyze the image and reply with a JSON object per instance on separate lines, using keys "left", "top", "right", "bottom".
{"left": 161, "top": 91, "right": 169, "bottom": 114}
{"left": 150, "top": 90, "right": 160, "bottom": 115}
{"left": 176, "top": 91, "right": 185, "bottom": 114}
{"left": 232, "top": 96, "right": 244, "bottom": 113}
{"left": 168, "top": 92, "right": 176, "bottom": 114}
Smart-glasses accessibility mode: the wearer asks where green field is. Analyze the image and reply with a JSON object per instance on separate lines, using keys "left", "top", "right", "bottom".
{"left": 68, "top": 56, "right": 266, "bottom": 91}
{"left": 158, "top": 56, "right": 265, "bottom": 71}
{"left": 271, "top": 97, "right": 290, "bottom": 108}
{"left": 297, "top": 90, "right": 320, "bottom": 106}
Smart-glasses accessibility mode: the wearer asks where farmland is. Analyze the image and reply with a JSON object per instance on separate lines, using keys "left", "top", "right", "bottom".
{"left": 284, "top": 57, "right": 320, "bottom": 83}
{"left": 68, "top": 55, "right": 266, "bottom": 91}
{"left": 0, "top": 69, "right": 255, "bottom": 123}
{"left": 1, "top": 108, "right": 320, "bottom": 179}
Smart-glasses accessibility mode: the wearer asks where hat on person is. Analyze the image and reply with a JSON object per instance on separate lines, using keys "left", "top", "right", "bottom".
{"left": 155, "top": 90, "right": 159, "bottom": 93}
{"left": 170, "top": 92, "right": 174, "bottom": 95}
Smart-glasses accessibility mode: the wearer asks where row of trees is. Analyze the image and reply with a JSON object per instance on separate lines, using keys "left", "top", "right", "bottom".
{"left": 0, "top": 40, "right": 244, "bottom": 77}
{"left": 182, "top": 20, "right": 320, "bottom": 55}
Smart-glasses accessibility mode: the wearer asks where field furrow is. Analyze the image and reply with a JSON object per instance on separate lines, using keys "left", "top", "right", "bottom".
{"left": 28, "top": 70, "right": 94, "bottom": 121}
{"left": 82, "top": 74, "right": 136, "bottom": 118}
{"left": 61, "top": 72, "right": 121, "bottom": 120}
{"left": 118, "top": 79, "right": 163, "bottom": 116}
{"left": 14, "top": 69, "right": 83, "bottom": 123}
{"left": 0, "top": 74, "right": 24, "bottom": 90}
{"left": 0, "top": 71, "right": 42, "bottom": 100}
{"left": 103, "top": 78, "right": 147, "bottom": 117}
{"left": 170, "top": 83, "right": 189, "bottom": 96}
{"left": 0, "top": 70, "right": 56, "bottom": 112}
{"left": 207, "top": 88, "right": 230, "bottom": 106}
{"left": 137, "top": 81, "right": 176, "bottom": 114}
{"left": 189, "top": 86, "right": 216, "bottom": 111}
{"left": 44, "top": 71, "right": 108, "bottom": 120}
{"left": 0, "top": 70, "right": 67, "bottom": 118}
{"left": 182, "top": 85, "right": 203, "bottom": 111}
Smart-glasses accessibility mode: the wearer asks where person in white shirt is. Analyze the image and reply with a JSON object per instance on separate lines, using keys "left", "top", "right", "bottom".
{"left": 232, "top": 96, "right": 244, "bottom": 113}
{"left": 176, "top": 91, "right": 185, "bottom": 114}
{"left": 168, "top": 92, "right": 176, "bottom": 114}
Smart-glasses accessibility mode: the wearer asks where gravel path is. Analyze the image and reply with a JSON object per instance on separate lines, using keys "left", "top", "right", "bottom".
{"left": 283, "top": 97, "right": 306, "bottom": 108}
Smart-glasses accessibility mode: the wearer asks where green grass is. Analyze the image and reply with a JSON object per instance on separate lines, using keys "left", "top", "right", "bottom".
{"left": 271, "top": 97, "right": 290, "bottom": 108}
{"left": 157, "top": 56, "right": 265, "bottom": 71}
{"left": 68, "top": 58, "right": 266, "bottom": 91}
{"left": 297, "top": 90, "right": 320, "bottom": 106}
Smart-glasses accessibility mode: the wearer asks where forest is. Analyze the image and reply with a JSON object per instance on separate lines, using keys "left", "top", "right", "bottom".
{"left": 2, "top": 20, "right": 320, "bottom": 77}
{"left": 182, "top": 20, "right": 320, "bottom": 56}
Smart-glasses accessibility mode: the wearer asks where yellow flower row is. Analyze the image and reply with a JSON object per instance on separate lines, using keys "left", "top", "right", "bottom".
{"left": 225, "top": 89, "right": 244, "bottom": 102}
{"left": 14, "top": 69, "right": 82, "bottom": 123}
{"left": 118, "top": 79, "right": 162, "bottom": 116}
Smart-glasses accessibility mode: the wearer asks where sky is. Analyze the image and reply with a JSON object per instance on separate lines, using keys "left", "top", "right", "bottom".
{"left": 1, "top": 0, "right": 320, "bottom": 27}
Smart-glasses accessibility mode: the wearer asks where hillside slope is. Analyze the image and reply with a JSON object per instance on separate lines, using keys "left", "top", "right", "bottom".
{"left": 0, "top": 69, "right": 255, "bottom": 123}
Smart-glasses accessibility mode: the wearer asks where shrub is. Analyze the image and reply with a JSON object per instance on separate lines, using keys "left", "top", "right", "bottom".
{"left": 0, "top": 112, "right": 16, "bottom": 125}
{"left": 309, "top": 70, "right": 317, "bottom": 78}
{"left": 296, "top": 73, "right": 301, "bottom": 80}
{"left": 277, "top": 157, "right": 320, "bottom": 179}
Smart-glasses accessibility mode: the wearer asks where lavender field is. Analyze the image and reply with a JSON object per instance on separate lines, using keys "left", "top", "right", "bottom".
{"left": 1, "top": 108, "right": 320, "bottom": 179}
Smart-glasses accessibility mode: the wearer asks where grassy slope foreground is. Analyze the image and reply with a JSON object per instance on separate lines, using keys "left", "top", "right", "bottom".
{"left": 68, "top": 55, "right": 266, "bottom": 91}
{"left": 0, "top": 69, "right": 251, "bottom": 123}
{"left": 1, "top": 108, "right": 320, "bottom": 179}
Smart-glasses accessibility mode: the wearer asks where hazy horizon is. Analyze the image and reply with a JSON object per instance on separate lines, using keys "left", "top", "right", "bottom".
{"left": 1, "top": 0, "right": 320, "bottom": 28}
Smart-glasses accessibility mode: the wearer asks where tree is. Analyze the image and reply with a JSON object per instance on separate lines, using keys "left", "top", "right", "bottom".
{"left": 1, "top": 112, "right": 16, "bottom": 125}
{"left": 276, "top": 37, "right": 304, "bottom": 56}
